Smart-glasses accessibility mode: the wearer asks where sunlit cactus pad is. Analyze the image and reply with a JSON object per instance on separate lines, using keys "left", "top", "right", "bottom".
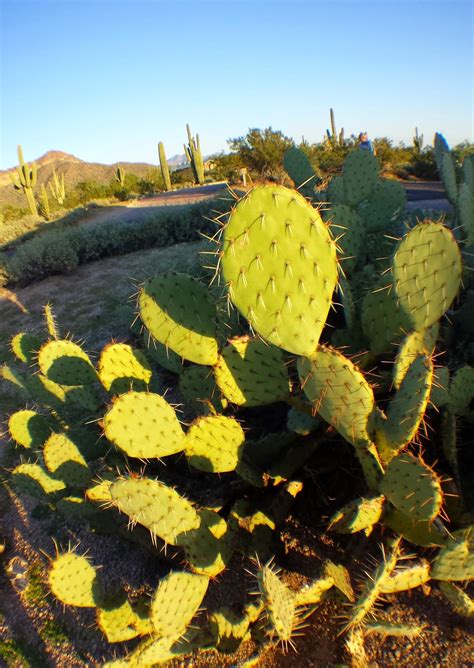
{"left": 37, "top": 339, "right": 97, "bottom": 385}
{"left": 297, "top": 346, "right": 375, "bottom": 445}
{"left": 43, "top": 432, "right": 91, "bottom": 487}
{"left": 109, "top": 477, "right": 200, "bottom": 546}
{"left": 8, "top": 409, "right": 52, "bottom": 449}
{"left": 139, "top": 273, "right": 219, "bottom": 365}
{"left": 104, "top": 391, "right": 185, "bottom": 458}
{"left": 49, "top": 552, "right": 99, "bottom": 607}
{"left": 10, "top": 332, "right": 42, "bottom": 364}
{"left": 221, "top": 185, "right": 338, "bottom": 355}
{"left": 380, "top": 452, "right": 442, "bottom": 522}
{"left": 328, "top": 495, "right": 385, "bottom": 534}
{"left": 431, "top": 527, "right": 474, "bottom": 581}
{"left": 98, "top": 342, "right": 152, "bottom": 394}
{"left": 214, "top": 336, "right": 290, "bottom": 406}
{"left": 97, "top": 598, "right": 152, "bottom": 642}
{"left": 184, "top": 414, "right": 245, "bottom": 472}
{"left": 393, "top": 325, "right": 438, "bottom": 390}
{"left": 392, "top": 222, "right": 462, "bottom": 331}
{"left": 150, "top": 571, "right": 209, "bottom": 637}
{"left": 12, "top": 462, "right": 66, "bottom": 497}
{"left": 257, "top": 563, "right": 296, "bottom": 642}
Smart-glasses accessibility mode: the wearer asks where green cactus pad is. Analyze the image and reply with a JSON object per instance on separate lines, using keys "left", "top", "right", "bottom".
{"left": 329, "top": 204, "right": 366, "bottom": 275}
{"left": 392, "top": 222, "right": 462, "bottom": 331}
{"left": 393, "top": 325, "right": 438, "bottom": 390}
{"left": 142, "top": 333, "right": 183, "bottom": 374}
{"left": 283, "top": 147, "right": 318, "bottom": 198}
{"left": 221, "top": 185, "right": 338, "bottom": 356}
{"left": 209, "top": 607, "right": 251, "bottom": 653}
{"left": 43, "top": 432, "right": 91, "bottom": 488}
{"left": 328, "top": 495, "right": 385, "bottom": 534}
{"left": 294, "top": 576, "right": 334, "bottom": 606}
{"left": 214, "top": 336, "right": 290, "bottom": 406}
{"left": 297, "top": 346, "right": 375, "bottom": 446}
{"left": 457, "top": 182, "right": 473, "bottom": 242}
{"left": 97, "top": 598, "right": 153, "bottom": 642}
{"left": 98, "top": 343, "right": 152, "bottom": 394}
{"left": 139, "top": 273, "right": 218, "bottom": 365}
{"left": 380, "top": 452, "right": 442, "bottom": 522}
{"left": 447, "top": 365, "right": 474, "bottom": 416}
{"left": 8, "top": 409, "right": 52, "bottom": 449}
{"left": 376, "top": 355, "right": 433, "bottom": 463}
{"left": 441, "top": 152, "right": 458, "bottom": 204}
{"left": 150, "top": 571, "right": 209, "bottom": 637}
{"left": 380, "top": 560, "right": 431, "bottom": 593}
{"left": 257, "top": 563, "right": 296, "bottom": 642}
{"left": 179, "top": 364, "right": 227, "bottom": 413}
{"left": 341, "top": 150, "right": 379, "bottom": 205}
{"left": 183, "top": 509, "right": 233, "bottom": 577}
{"left": 119, "top": 632, "right": 193, "bottom": 667}
{"left": 10, "top": 332, "right": 42, "bottom": 364}
{"left": 439, "top": 582, "right": 474, "bottom": 617}
{"left": 109, "top": 477, "right": 200, "bottom": 546}
{"left": 361, "top": 278, "right": 410, "bottom": 355}
{"left": 12, "top": 462, "right": 66, "bottom": 497}
{"left": 327, "top": 174, "right": 345, "bottom": 204}
{"left": 104, "top": 391, "right": 185, "bottom": 459}
{"left": 358, "top": 179, "right": 406, "bottom": 232}
{"left": 56, "top": 496, "right": 94, "bottom": 519}
{"left": 431, "top": 366, "right": 450, "bottom": 408}
{"left": 37, "top": 339, "right": 97, "bottom": 385}
{"left": 49, "top": 552, "right": 99, "bottom": 607}
{"left": 383, "top": 507, "right": 446, "bottom": 547}
{"left": 286, "top": 407, "right": 319, "bottom": 435}
{"left": 184, "top": 414, "right": 245, "bottom": 473}
{"left": 431, "top": 527, "right": 474, "bottom": 582}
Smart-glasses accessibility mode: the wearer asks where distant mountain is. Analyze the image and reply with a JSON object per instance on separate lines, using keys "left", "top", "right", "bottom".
{"left": 167, "top": 153, "right": 187, "bottom": 168}
{"left": 0, "top": 150, "right": 158, "bottom": 207}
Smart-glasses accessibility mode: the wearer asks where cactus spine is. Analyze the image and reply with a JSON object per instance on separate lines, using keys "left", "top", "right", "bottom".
{"left": 9, "top": 145, "right": 38, "bottom": 215}
{"left": 158, "top": 141, "right": 171, "bottom": 191}
{"left": 184, "top": 123, "right": 204, "bottom": 185}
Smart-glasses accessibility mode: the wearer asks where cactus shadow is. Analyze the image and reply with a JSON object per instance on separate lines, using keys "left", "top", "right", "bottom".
{"left": 44, "top": 355, "right": 97, "bottom": 385}
{"left": 142, "top": 283, "right": 215, "bottom": 339}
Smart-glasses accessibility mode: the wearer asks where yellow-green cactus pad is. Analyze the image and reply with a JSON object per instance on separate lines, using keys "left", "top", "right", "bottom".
{"left": 184, "top": 414, "right": 245, "bottom": 473}
{"left": 257, "top": 563, "right": 296, "bottom": 642}
{"left": 85, "top": 478, "right": 114, "bottom": 504}
{"left": 12, "top": 463, "right": 66, "bottom": 497}
{"left": 98, "top": 343, "right": 152, "bottom": 394}
{"left": 104, "top": 391, "right": 185, "bottom": 459}
{"left": 43, "top": 432, "right": 91, "bottom": 488}
{"left": 10, "top": 332, "right": 42, "bottom": 364}
{"left": 328, "top": 495, "right": 385, "bottom": 534}
{"left": 221, "top": 185, "right": 338, "bottom": 356}
{"left": 380, "top": 560, "right": 431, "bottom": 593}
{"left": 324, "top": 561, "right": 354, "bottom": 602}
{"left": 109, "top": 477, "right": 200, "bottom": 546}
{"left": 37, "top": 339, "right": 97, "bottom": 385}
{"left": 383, "top": 507, "right": 446, "bottom": 547}
{"left": 8, "top": 409, "right": 52, "bottom": 449}
{"left": 376, "top": 355, "right": 433, "bottom": 463}
{"left": 380, "top": 452, "right": 442, "bottom": 522}
{"left": 183, "top": 510, "right": 233, "bottom": 577}
{"left": 97, "top": 598, "right": 153, "bottom": 642}
{"left": 297, "top": 346, "right": 375, "bottom": 446}
{"left": 294, "top": 576, "right": 334, "bottom": 606}
{"left": 214, "top": 336, "right": 290, "bottom": 407}
{"left": 439, "top": 582, "right": 474, "bottom": 616}
{"left": 139, "top": 273, "right": 218, "bottom": 365}
{"left": 150, "top": 571, "right": 209, "bottom": 637}
{"left": 431, "top": 527, "right": 474, "bottom": 582}
{"left": 49, "top": 552, "right": 99, "bottom": 607}
{"left": 392, "top": 222, "right": 462, "bottom": 331}
{"left": 393, "top": 325, "right": 438, "bottom": 390}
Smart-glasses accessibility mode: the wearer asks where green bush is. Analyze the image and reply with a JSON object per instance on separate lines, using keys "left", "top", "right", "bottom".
{"left": 1, "top": 197, "right": 231, "bottom": 287}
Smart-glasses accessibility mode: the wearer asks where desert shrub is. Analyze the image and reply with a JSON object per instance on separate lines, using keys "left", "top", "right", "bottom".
{"left": 1, "top": 197, "right": 230, "bottom": 287}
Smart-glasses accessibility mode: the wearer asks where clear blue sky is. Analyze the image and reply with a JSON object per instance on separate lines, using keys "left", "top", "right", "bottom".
{"left": 1, "top": 0, "right": 472, "bottom": 169}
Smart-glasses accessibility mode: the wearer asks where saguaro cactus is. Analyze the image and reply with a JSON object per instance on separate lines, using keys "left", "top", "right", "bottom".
{"left": 9, "top": 145, "right": 38, "bottom": 215}
{"left": 48, "top": 167, "right": 66, "bottom": 205}
{"left": 184, "top": 124, "right": 204, "bottom": 185}
{"left": 158, "top": 141, "right": 171, "bottom": 191}
{"left": 115, "top": 165, "right": 126, "bottom": 187}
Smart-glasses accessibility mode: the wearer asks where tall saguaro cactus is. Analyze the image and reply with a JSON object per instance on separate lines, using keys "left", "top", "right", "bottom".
{"left": 326, "top": 108, "right": 344, "bottom": 147}
{"left": 158, "top": 141, "right": 171, "bottom": 191}
{"left": 48, "top": 167, "right": 66, "bottom": 205}
{"left": 184, "top": 124, "right": 204, "bottom": 185}
{"left": 9, "top": 145, "right": 38, "bottom": 215}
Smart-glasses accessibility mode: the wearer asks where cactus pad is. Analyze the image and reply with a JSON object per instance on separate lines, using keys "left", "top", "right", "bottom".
{"left": 358, "top": 179, "right": 406, "bottom": 232}
{"left": 393, "top": 325, "right": 438, "bottom": 390}
{"left": 221, "top": 185, "right": 338, "bottom": 356}
{"left": 283, "top": 147, "right": 318, "bottom": 198}
{"left": 328, "top": 495, "right": 385, "bottom": 534}
{"left": 98, "top": 343, "right": 152, "bottom": 394}
{"left": 12, "top": 462, "right": 66, "bottom": 497}
{"left": 380, "top": 561, "right": 431, "bottom": 593}
{"left": 37, "top": 339, "right": 97, "bottom": 385}
{"left": 214, "top": 336, "right": 290, "bottom": 406}
{"left": 142, "top": 333, "right": 183, "bottom": 373}
{"left": 431, "top": 528, "right": 474, "bottom": 582}
{"left": 184, "top": 414, "right": 244, "bottom": 473}
{"left": 179, "top": 363, "right": 227, "bottom": 413}
{"left": 139, "top": 273, "right": 218, "bottom": 365}
{"left": 43, "top": 432, "right": 91, "bottom": 487}
{"left": 104, "top": 391, "right": 185, "bottom": 459}
{"left": 10, "top": 332, "right": 42, "bottom": 364}
{"left": 257, "top": 563, "right": 296, "bottom": 642}
{"left": 439, "top": 582, "right": 474, "bottom": 616}
{"left": 380, "top": 452, "right": 442, "bottom": 522}
{"left": 49, "top": 552, "right": 98, "bottom": 607}
{"left": 341, "top": 150, "right": 379, "bottom": 205}
{"left": 150, "top": 571, "right": 209, "bottom": 637}
{"left": 447, "top": 365, "right": 474, "bottom": 416}
{"left": 330, "top": 204, "right": 366, "bottom": 275}
{"left": 109, "top": 477, "right": 200, "bottom": 546}
{"left": 297, "top": 346, "right": 375, "bottom": 446}
{"left": 97, "top": 598, "right": 153, "bottom": 642}
{"left": 8, "top": 409, "right": 52, "bottom": 449}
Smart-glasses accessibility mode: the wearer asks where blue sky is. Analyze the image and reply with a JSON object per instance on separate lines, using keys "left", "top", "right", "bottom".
{"left": 1, "top": 0, "right": 472, "bottom": 169}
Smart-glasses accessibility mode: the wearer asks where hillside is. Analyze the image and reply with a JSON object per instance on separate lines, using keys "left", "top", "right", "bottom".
{"left": 0, "top": 151, "right": 161, "bottom": 207}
